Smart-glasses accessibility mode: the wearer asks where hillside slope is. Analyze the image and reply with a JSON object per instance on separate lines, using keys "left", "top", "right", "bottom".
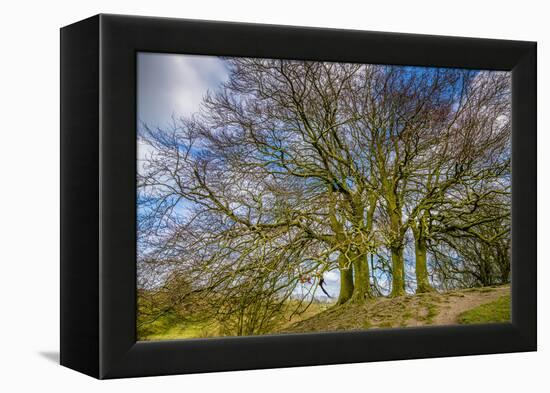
{"left": 281, "top": 285, "right": 510, "bottom": 334}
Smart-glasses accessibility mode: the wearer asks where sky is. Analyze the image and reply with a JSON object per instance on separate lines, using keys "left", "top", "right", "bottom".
{"left": 136, "top": 53, "right": 458, "bottom": 300}
{"left": 137, "top": 52, "right": 230, "bottom": 127}
{"left": 136, "top": 53, "right": 501, "bottom": 300}
{"left": 137, "top": 52, "right": 341, "bottom": 300}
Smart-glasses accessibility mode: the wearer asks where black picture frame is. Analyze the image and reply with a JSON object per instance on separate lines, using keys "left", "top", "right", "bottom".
{"left": 60, "top": 14, "right": 537, "bottom": 379}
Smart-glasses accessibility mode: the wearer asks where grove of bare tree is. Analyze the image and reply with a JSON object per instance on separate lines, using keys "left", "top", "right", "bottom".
{"left": 137, "top": 58, "right": 510, "bottom": 336}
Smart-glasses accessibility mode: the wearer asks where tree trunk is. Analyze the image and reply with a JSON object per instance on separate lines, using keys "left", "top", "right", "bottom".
{"left": 388, "top": 196, "right": 405, "bottom": 297}
{"left": 390, "top": 246, "right": 405, "bottom": 297}
{"left": 414, "top": 236, "right": 433, "bottom": 293}
{"left": 351, "top": 255, "right": 372, "bottom": 303}
{"left": 497, "top": 246, "right": 511, "bottom": 284}
{"left": 336, "top": 254, "right": 354, "bottom": 305}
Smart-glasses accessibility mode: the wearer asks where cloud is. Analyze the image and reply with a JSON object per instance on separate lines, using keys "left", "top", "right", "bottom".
{"left": 137, "top": 139, "right": 156, "bottom": 173}
{"left": 137, "top": 52, "right": 229, "bottom": 127}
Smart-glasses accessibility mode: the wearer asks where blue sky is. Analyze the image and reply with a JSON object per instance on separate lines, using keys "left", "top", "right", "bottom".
{"left": 136, "top": 53, "right": 449, "bottom": 300}
{"left": 137, "top": 52, "right": 342, "bottom": 300}
{"left": 137, "top": 52, "right": 351, "bottom": 300}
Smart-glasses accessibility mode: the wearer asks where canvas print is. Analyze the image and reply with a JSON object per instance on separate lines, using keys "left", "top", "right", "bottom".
{"left": 136, "top": 53, "right": 511, "bottom": 341}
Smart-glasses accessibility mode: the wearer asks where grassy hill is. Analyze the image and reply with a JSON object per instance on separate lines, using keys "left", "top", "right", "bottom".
{"left": 280, "top": 285, "right": 510, "bottom": 334}
{"left": 139, "top": 285, "right": 510, "bottom": 340}
{"left": 138, "top": 301, "right": 332, "bottom": 341}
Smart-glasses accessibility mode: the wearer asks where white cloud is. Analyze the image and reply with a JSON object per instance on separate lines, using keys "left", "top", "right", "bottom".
{"left": 137, "top": 139, "right": 156, "bottom": 173}
{"left": 137, "top": 52, "right": 229, "bottom": 127}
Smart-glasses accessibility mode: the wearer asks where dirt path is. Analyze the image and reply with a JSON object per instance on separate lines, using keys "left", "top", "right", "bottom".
{"left": 281, "top": 285, "right": 511, "bottom": 334}
{"left": 431, "top": 285, "right": 509, "bottom": 325}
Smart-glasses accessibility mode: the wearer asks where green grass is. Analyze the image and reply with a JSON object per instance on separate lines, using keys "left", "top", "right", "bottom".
{"left": 425, "top": 303, "right": 438, "bottom": 324}
{"left": 143, "top": 320, "right": 214, "bottom": 340}
{"left": 137, "top": 311, "right": 219, "bottom": 341}
{"left": 457, "top": 295, "right": 511, "bottom": 324}
{"left": 138, "top": 301, "right": 332, "bottom": 341}
{"left": 139, "top": 288, "right": 511, "bottom": 339}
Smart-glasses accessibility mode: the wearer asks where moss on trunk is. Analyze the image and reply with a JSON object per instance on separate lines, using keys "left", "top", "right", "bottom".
{"left": 337, "top": 254, "right": 355, "bottom": 305}
{"left": 414, "top": 237, "right": 434, "bottom": 293}
{"left": 390, "top": 246, "right": 405, "bottom": 297}
{"left": 351, "top": 256, "right": 372, "bottom": 303}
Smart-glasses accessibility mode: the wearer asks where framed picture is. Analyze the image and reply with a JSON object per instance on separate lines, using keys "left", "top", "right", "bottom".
{"left": 60, "top": 14, "right": 536, "bottom": 379}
